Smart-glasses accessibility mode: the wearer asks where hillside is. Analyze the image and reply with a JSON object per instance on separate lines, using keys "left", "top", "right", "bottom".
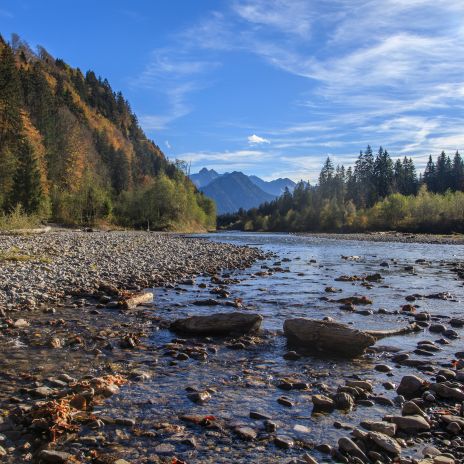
{"left": 202, "top": 171, "right": 275, "bottom": 214}
{"left": 0, "top": 34, "right": 215, "bottom": 230}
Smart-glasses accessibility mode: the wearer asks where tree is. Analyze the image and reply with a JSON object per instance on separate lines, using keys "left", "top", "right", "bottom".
{"left": 353, "top": 146, "right": 376, "bottom": 207}
{"left": 452, "top": 151, "right": 464, "bottom": 191}
{"left": 435, "top": 151, "right": 452, "bottom": 193}
{"left": 10, "top": 139, "right": 44, "bottom": 214}
{"left": 373, "top": 147, "right": 394, "bottom": 199}
{"left": 424, "top": 155, "right": 436, "bottom": 192}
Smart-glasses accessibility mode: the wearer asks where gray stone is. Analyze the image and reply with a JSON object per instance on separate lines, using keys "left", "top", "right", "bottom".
{"left": 235, "top": 426, "right": 257, "bottom": 440}
{"left": 397, "top": 375, "right": 425, "bottom": 397}
{"left": 389, "top": 415, "right": 430, "bottom": 433}
{"left": 368, "top": 431, "right": 402, "bottom": 455}
{"left": 274, "top": 435, "right": 294, "bottom": 449}
{"left": 171, "top": 312, "right": 263, "bottom": 336}
{"left": 361, "top": 420, "right": 396, "bottom": 436}
{"left": 312, "top": 395, "right": 335, "bottom": 411}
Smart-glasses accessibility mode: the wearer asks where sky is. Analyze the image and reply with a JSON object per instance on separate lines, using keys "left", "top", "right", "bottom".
{"left": 2, "top": 0, "right": 464, "bottom": 182}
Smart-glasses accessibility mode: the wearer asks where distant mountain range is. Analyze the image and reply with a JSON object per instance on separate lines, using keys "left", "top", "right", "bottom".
{"left": 190, "top": 168, "right": 296, "bottom": 214}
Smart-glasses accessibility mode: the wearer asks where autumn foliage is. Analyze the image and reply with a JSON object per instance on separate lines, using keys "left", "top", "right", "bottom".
{"left": 0, "top": 34, "right": 215, "bottom": 230}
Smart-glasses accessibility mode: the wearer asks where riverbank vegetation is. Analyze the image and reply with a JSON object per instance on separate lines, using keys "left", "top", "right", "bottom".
{"left": 0, "top": 34, "right": 215, "bottom": 230}
{"left": 219, "top": 147, "right": 464, "bottom": 234}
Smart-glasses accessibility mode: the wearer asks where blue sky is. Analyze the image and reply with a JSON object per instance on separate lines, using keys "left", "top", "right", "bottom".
{"left": 2, "top": 0, "right": 464, "bottom": 181}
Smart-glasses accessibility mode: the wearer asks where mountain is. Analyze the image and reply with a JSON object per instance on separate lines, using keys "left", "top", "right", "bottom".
{"left": 0, "top": 34, "right": 215, "bottom": 230}
{"left": 190, "top": 167, "right": 220, "bottom": 188}
{"left": 248, "top": 176, "right": 296, "bottom": 196}
{"left": 189, "top": 168, "right": 296, "bottom": 214}
{"left": 202, "top": 172, "right": 275, "bottom": 214}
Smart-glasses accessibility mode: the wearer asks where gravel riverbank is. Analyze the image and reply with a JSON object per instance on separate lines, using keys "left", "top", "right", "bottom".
{"left": 0, "top": 230, "right": 266, "bottom": 310}
{"left": 297, "top": 232, "right": 464, "bottom": 245}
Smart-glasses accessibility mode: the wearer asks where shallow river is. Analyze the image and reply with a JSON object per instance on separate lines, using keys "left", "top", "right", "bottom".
{"left": 94, "top": 232, "right": 464, "bottom": 463}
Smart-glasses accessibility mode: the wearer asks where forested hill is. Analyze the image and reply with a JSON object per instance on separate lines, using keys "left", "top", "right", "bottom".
{"left": 0, "top": 34, "right": 215, "bottom": 230}
{"left": 219, "top": 147, "right": 464, "bottom": 234}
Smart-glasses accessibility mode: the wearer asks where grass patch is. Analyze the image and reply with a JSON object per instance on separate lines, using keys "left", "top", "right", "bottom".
{"left": 0, "top": 247, "right": 52, "bottom": 264}
{"left": 0, "top": 205, "right": 42, "bottom": 231}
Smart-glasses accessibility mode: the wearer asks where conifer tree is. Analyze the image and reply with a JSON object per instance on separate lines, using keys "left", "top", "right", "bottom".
{"left": 424, "top": 155, "right": 436, "bottom": 192}
{"left": 373, "top": 147, "right": 394, "bottom": 199}
{"left": 10, "top": 139, "right": 44, "bottom": 214}
{"left": 452, "top": 151, "right": 464, "bottom": 191}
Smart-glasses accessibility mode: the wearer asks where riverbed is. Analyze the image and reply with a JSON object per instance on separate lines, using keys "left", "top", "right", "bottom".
{"left": 1, "top": 231, "right": 463, "bottom": 464}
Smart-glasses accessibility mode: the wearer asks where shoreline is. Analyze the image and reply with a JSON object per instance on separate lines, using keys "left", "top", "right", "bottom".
{"left": 297, "top": 231, "right": 464, "bottom": 245}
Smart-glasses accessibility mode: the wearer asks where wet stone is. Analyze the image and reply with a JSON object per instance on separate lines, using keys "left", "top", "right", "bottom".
{"left": 235, "top": 426, "right": 257, "bottom": 440}
{"left": 274, "top": 435, "right": 294, "bottom": 449}
{"left": 278, "top": 396, "right": 294, "bottom": 407}
{"left": 249, "top": 411, "right": 271, "bottom": 420}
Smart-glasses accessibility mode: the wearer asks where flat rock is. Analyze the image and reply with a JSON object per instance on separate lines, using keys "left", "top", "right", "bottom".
{"left": 274, "top": 435, "right": 294, "bottom": 449}
{"left": 170, "top": 312, "right": 263, "bottom": 336}
{"left": 235, "top": 426, "right": 257, "bottom": 440}
{"left": 249, "top": 411, "right": 272, "bottom": 420}
{"left": 361, "top": 420, "right": 396, "bottom": 436}
{"left": 389, "top": 415, "right": 430, "bottom": 433}
{"left": 368, "top": 431, "right": 402, "bottom": 455}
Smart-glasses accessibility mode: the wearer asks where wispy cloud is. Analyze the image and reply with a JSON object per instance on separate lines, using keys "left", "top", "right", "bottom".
{"left": 232, "top": 0, "right": 314, "bottom": 38}
{"left": 132, "top": 49, "right": 220, "bottom": 131}
{"left": 137, "top": 0, "right": 464, "bottom": 179}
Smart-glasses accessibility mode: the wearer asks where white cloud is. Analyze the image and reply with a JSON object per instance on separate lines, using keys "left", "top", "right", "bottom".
{"left": 232, "top": 0, "right": 313, "bottom": 38}
{"left": 247, "top": 134, "right": 270, "bottom": 145}
{"left": 165, "top": 140, "right": 172, "bottom": 149}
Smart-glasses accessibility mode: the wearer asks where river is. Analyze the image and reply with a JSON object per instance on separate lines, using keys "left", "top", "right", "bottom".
{"left": 94, "top": 232, "right": 464, "bottom": 463}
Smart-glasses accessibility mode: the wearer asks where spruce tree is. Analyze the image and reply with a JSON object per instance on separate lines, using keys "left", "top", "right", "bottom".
{"left": 10, "top": 139, "right": 43, "bottom": 214}
{"left": 424, "top": 155, "right": 436, "bottom": 192}
{"left": 452, "top": 151, "right": 464, "bottom": 191}
{"left": 435, "top": 151, "right": 452, "bottom": 193}
{"left": 373, "top": 147, "right": 394, "bottom": 199}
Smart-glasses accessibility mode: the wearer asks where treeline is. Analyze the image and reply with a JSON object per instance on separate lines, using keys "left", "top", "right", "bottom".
{"left": 219, "top": 147, "right": 464, "bottom": 233}
{"left": 0, "top": 34, "right": 215, "bottom": 230}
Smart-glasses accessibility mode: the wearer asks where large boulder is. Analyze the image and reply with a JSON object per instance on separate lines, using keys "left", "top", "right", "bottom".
{"left": 170, "top": 312, "right": 263, "bottom": 336}
{"left": 283, "top": 318, "right": 375, "bottom": 357}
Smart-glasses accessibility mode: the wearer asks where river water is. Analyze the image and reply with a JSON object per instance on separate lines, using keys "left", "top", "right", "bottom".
{"left": 93, "top": 232, "right": 464, "bottom": 463}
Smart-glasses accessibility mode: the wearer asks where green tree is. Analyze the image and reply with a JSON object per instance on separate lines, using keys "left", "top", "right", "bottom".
{"left": 10, "top": 139, "right": 44, "bottom": 214}
{"left": 452, "top": 151, "right": 464, "bottom": 191}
